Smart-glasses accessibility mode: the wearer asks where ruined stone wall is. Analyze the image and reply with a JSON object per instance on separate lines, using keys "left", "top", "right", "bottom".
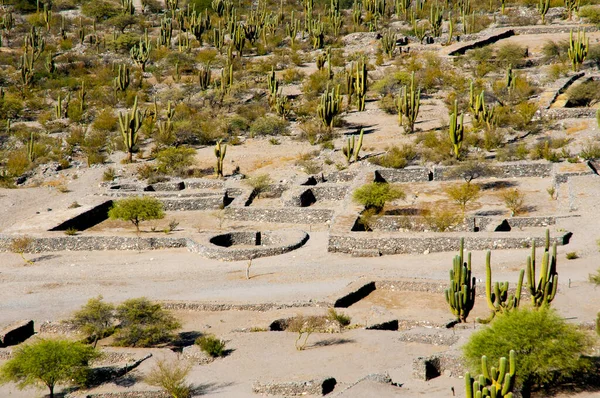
{"left": 0, "top": 236, "right": 187, "bottom": 253}
{"left": 224, "top": 208, "right": 334, "bottom": 223}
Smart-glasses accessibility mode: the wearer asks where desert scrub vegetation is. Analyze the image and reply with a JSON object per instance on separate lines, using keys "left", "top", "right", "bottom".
{"left": 195, "top": 334, "right": 227, "bottom": 358}
{"left": 108, "top": 196, "right": 165, "bottom": 234}
{"left": 353, "top": 182, "right": 405, "bottom": 213}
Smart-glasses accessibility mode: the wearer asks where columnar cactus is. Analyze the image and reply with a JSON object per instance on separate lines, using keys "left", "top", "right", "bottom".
{"left": 342, "top": 129, "right": 364, "bottom": 163}
{"left": 275, "top": 94, "right": 290, "bottom": 120}
{"left": 429, "top": 3, "right": 443, "bottom": 37}
{"left": 448, "top": 100, "right": 464, "bottom": 159}
{"left": 445, "top": 238, "right": 476, "bottom": 323}
{"left": 506, "top": 64, "right": 515, "bottom": 91}
{"left": 130, "top": 30, "right": 151, "bottom": 71}
{"left": 538, "top": 0, "right": 550, "bottom": 23}
{"left": 317, "top": 84, "right": 341, "bottom": 129}
{"left": 396, "top": 71, "right": 420, "bottom": 134}
{"left": 526, "top": 229, "right": 558, "bottom": 308}
{"left": 568, "top": 29, "right": 588, "bottom": 72}
{"left": 198, "top": 63, "right": 211, "bottom": 90}
{"left": 380, "top": 29, "right": 396, "bottom": 58}
{"left": 118, "top": 96, "right": 145, "bottom": 162}
{"left": 478, "top": 251, "right": 524, "bottom": 323}
{"left": 565, "top": 0, "right": 579, "bottom": 20}
{"left": 354, "top": 57, "right": 367, "bottom": 111}
{"left": 27, "top": 132, "right": 35, "bottom": 162}
{"left": 232, "top": 23, "right": 246, "bottom": 57}
{"left": 345, "top": 67, "right": 355, "bottom": 109}
{"left": 465, "top": 350, "right": 516, "bottom": 398}
{"left": 113, "top": 64, "right": 130, "bottom": 92}
{"left": 267, "top": 67, "right": 279, "bottom": 107}
{"left": 214, "top": 139, "right": 227, "bottom": 178}
{"left": 286, "top": 11, "right": 301, "bottom": 46}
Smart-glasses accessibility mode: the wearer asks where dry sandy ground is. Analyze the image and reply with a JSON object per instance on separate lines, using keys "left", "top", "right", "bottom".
{"left": 1, "top": 26, "right": 600, "bottom": 398}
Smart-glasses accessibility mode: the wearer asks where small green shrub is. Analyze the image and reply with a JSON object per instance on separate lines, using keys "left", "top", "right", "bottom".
{"left": 424, "top": 206, "right": 462, "bottom": 232}
{"left": 445, "top": 183, "right": 480, "bottom": 214}
{"left": 353, "top": 182, "right": 406, "bottom": 212}
{"left": 589, "top": 266, "right": 600, "bottom": 285}
{"left": 103, "top": 168, "right": 116, "bottom": 182}
{"left": 327, "top": 308, "right": 351, "bottom": 330}
{"left": 501, "top": 188, "right": 526, "bottom": 216}
{"left": 368, "top": 145, "right": 417, "bottom": 169}
{"left": 108, "top": 196, "right": 165, "bottom": 234}
{"left": 565, "top": 252, "right": 579, "bottom": 260}
{"left": 64, "top": 228, "right": 78, "bottom": 236}
{"left": 580, "top": 138, "right": 600, "bottom": 160}
{"left": 156, "top": 147, "right": 196, "bottom": 176}
{"left": 249, "top": 116, "right": 289, "bottom": 137}
{"left": 245, "top": 174, "right": 272, "bottom": 198}
{"left": 195, "top": 335, "right": 226, "bottom": 357}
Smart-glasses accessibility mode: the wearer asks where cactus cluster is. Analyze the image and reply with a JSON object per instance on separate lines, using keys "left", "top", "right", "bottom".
{"left": 380, "top": 28, "right": 396, "bottom": 58}
{"left": 317, "top": 84, "right": 341, "bottom": 129}
{"left": 354, "top": 57, "right": 367, "bottom": 111}
{"left": 478, "top": 251, "right": 524, "bottom": 324}
{"left": 445, "top": 238, "right": 476, "bottom": 323}
{"left": 342, "top": 129, "right": 364, "bottom": 164}
{"left": 469, "top": 83, "right": 496, "bottom": 130}
{"left": 527, "top": 230, "right": 558, "bottom": 308}
{"left": 396, "top": 71, "right": 420, "bottom": 134}
{"left": 465, "top": 350, "right": 516, "bottom": 398}
{"left": 568, "top": 29, "right": 588, "bottom": 72}
{"left": 118, "top": 96, "right": 146, "bottom": 162}
{"left": 448, "top": 100, "right": 465, "bottom": 160}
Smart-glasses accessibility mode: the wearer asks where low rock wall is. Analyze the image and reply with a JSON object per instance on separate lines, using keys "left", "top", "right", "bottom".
{"left": 252, "top": 377, "right": 336, "bottom": 396}
{"left": 224, "top": 208, "right": 334, "bottom": 224}
{"left": 375, "top": 168, "right": 431, "bottom": 183}
{"left": 433, "top": 161, "right": 553, "bottom": 180}
{"left": 160, "top": 196, "right": 224, "bottom": 211}
{"left": 0, "top": 236, "right": 187, "bottom": 253}
{"left": 540, "top": 108, "right": 597, "bottom": 119}
{"left": 328, "top": 232, "right": 569, "bottom": 255}
{"left": 448, "top": 29, "right": 515, "bottom": 56}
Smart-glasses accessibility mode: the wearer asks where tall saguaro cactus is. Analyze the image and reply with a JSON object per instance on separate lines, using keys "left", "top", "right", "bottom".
{"left": 396, "top": 71, "right": 420, "bottom": 134}
{"left": 465, "top": 350, "right": 516, "bottom": 398}
{"left": 354, "top": 57, "right": 367, "bottom": 111}
{"left": 526, "top": 230, "right": 558, "bottom": 308}
{"left": 568, "top": 29, "right": 588, "bottom": 72}
{"left": 119, "top": 96, "right": 145, "bottom": 162}
{"left": 445, "top": 238, "right": 476, "bottom": 323}
{"left": 214, "top": 139, "right": 227, "bottom": 178}
{"left": 317, "top": 84, "right": 341, "bottom": 130}
{"left": 478, "top": 251, "right": 524, "bottom": 323}
{"left": 448, "top": 100, "right": 464, "bottom": 159}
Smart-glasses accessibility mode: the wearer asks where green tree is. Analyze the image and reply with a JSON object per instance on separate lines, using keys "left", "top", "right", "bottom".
{"left": 0, "top": 339, "right": 100, "bottom": 398}
{"left": 71, "top": 296, "right": 115, "bottom": 347}
{"left": 145, "top": 358, "right": 191, "bottom": 398}
{"left": 463, "top": 308, "right": 594, "bottom": 397}
{"left": 114, "top": 297, "right": 181, "bottom": 347}
{"left": 353, "top": 182, "right": 405, "bottom": 212}
{"left": 108, "top": 196, "right": 165, "bottom": 234}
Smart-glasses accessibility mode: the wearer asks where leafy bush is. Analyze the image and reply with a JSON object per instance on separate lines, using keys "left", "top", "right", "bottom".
{"left": 245, "top": 174, "right": 272, "bottom": 198}
{"left": 368, "top": 145, "right": 417, "bottom": 169}
{"left": 108, "top": 196, "right": 165, "bottom": 234}
{"left": 566, "top": 252, "right": 579, "bottom": 260}
{"left": 156, "top": 147, "right": 196, "bottom": 176}
{"left": 195, "top": 335, "right": 226, "bottom": 357}
{"left": 113, "top": 298, "right": 180, "bottom": 347}
{"left": 71, "top": 296, "right": 115, "bottom": 346}
{"left": 463, "top": 308, "right": 594, "bottom": 395}
{"left": 353, "top": 182, "right": 405, "bottom": 212}
{"left": 423, "top": 206, "right": 462, "bottom": 232}
{"left": 501, "top": 188, "right": 526, "bottom": 216}
{"left": 495, "top": 43, "right": 528, "bottom": 68}
{"left": 445, "top": 182, "right": 480, "bottom": 214}
{"left": 249, "top": 116, "right": 289, "bottom": 137}
{"left": 82, "top": 1, "right": 120, "bottom": 21}
{"left": 578, "top": 5, "right": 600, "bottom": 24}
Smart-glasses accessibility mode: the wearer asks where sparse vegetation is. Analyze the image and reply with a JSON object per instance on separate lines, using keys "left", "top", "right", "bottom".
{"left": 445, "top": 183, "right": 480, "bottom": 214}
{"left": 501, "top": 188, "right": 526, "bottom": 216}
{"left": 287, "top": 315, "right": 326, "bottom": 351}
{"left": 145, "top": 358, "right": 192, "bottom": 398}
{"left": 195, "top": 335, "right": 227, "bottom": 358}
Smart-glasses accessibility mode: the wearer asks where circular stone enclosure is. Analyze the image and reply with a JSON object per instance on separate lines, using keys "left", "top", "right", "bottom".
{"left": 193, "top": 230, "right": 309, "bottom": 261}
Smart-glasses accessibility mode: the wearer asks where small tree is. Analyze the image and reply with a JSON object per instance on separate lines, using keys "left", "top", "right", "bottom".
{"left": 145, "top": 358, "right": 191, "bottom": 398}
{"left": 447, "top": 161, "right": 494, "bottom": 184}
{"left": 501, "top": 188, "right": 526, "bottom": 216}
{"left": 0, "top": 339, "right": 100, "bottom": 398}
{"left": 287, "top": 315, "right": 326, "bottom": 350}
{"left": 353, "top": 182, "right": 405, "bottom": 213}
{"left": 108, "top": 196, "right": 165, "bottom": 234}
{"left": 463, "top": 308, "right": 593, "bottom": 397}
{"left": 71, "top": 296, "right": 115, "bottom": 347}
{"left": 445, "top": 182, "right": 480, "bottom": 214}
{"left": 114, "top": 297, "right": 180, "bottom": 347}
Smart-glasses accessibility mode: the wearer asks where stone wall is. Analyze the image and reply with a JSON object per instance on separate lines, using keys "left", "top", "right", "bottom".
{"left": 224, "top": 208, "right": 334, "bottom": 224}
{"left": 160, "top": 196, "right": 224, "bottom": 211}
{"left": 0, "top": 235, "right": 187, "bottom": 253}
{"left": 433, "top": 161, "right": 553, "bottom": 181}
{"left": 188, "top": 230, "right": 310, "bottom": 261}
{"left": 412, "top": 353, "right": 465, "bottom": 380}
{"left": 540, "top": 108, "right": 597, "bottom": 119}
{"left": 328, "top": 231, "right": 569, "bottom": 255}
{"left": 252, "top": 377, "right": 337, "bottom": 396}
{"left": 375, "top": 167, "right": 431, "bottom": 183}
